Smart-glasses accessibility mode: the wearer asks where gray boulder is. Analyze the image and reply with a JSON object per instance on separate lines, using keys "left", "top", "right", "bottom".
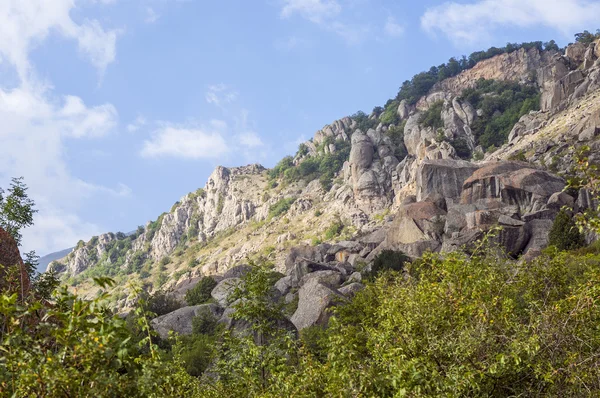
{"left": 338, "top": 282, "right": 365, "bottom": 297}
{"left": 291, "top": 279, "right": 345, "bottom": 331}
{"left": 211, "top": 278, "right": 243, "bottom": 307}
{"left": 222, "top": 264, "right": 252, "bottom": 279}
{"left": 416, "top": 159, "right": 480, "bottom": 202}
{"left": 151, "top": 304, "right": 222, "bottom": 339}
{"left": 301, "top": 270, "right": 343, "bottom": 289}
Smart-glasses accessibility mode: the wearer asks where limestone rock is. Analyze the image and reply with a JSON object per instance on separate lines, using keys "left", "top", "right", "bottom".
{"left": 151, "top": 304, "right": 222, "bottom": 339}
{"left": 416, "top": 159, "right": 480, "bottom": 202}
{"left": 338, "top": 282, "right": 365, "bottom": 297}
{"left": 291, "top": 279, "right": 345, "bottom": 330}
{"left": 211, "top": 278, "right": 243, "bottom": 307}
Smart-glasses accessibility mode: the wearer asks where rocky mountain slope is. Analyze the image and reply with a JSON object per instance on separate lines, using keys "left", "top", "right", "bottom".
{"left": 49, "top": 38, "right": 600, "bottom": 330}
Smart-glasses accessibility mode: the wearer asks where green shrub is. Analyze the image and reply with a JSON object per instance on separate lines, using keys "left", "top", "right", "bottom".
{"left": 173, "top": 334, "right": 216, "bottom": 377}
{"left": 369, "top": 249, "right": 409, "bottom": 278}
{"left": 142, "top": 289, "right": 182, "bottom": 317}
{"left": 185, "top": 276, "right": 218, "bottom": 305}
{"left": 159, "top": 256, "right": 171, "bottom": 267}
{"left": 548, "top": 208, "right": 585, "bottom": 251}
{"left": 419, "top": 100, "right": 444, "bottom": 129}
{"left": 192, "top": 307, "right": 220, "bottom": 336}
{"left": 324, "top": 219, "right": 344, "bottom": 240}
{"left": 268, "top": 197, "right": 296, "bottom": 219}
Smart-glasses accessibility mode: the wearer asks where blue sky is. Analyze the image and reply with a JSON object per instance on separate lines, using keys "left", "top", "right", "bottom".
{"left": 1, "top": 0, "right": 600, "bottom": 256}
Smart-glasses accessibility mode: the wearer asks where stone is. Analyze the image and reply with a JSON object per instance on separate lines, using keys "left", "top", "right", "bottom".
{"left": 222, "top": 264, "right": 252, "bottom": 279}
{"left": 461, "top": 161, "right": 565, "bottom": 214}
{"left": 211, "top": 278, "right": 243, "bottom": 307}
{"left": 416, "top": 159, "right": 480, "bottom": 202}
{"left": 338, "top": 283, "right": 365, "bottom": 297}
{"left": 300, "top": 270, "right": 343, "bottom": 289}
{"left": 291, "top": 280, "right": 345, "bottom": 330}
{"left": 578, "top": 127, "right": 599, "bottom": 142}
{"left": 274, "top": 276, "right": 292, "bottom": 295}
{"left": 498, "top": 215, "right": 525, "bottom": 227}
{"left": 547, "top": 192, "right": 575, "bottom": 210}
{"left": 151, "top": 304, "right": 222, "bottom": 339}
{"left": 347, "top": 272, "right": 362, "bottom": 284}
{"left": 522, "top": 219, "right": 554, "bottom": 260}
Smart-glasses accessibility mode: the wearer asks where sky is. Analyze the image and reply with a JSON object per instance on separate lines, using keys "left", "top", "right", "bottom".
{"left": 1, "top": 0, "right": 600, "bottom": 257}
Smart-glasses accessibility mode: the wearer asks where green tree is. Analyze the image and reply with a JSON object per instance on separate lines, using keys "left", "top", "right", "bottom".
{"left": 0, "top": 177, "right": 37, "bottom": 246}
{"left": 548, "top": 208, "right": 585, "bottom": 251}
{"left": 185, "top": 276, "right": 218, "bottom": 305}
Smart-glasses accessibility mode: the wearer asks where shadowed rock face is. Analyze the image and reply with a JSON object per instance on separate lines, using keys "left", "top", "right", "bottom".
{"left": 461, "top": 162, "right": 565, "bottom": 214}
{"left": 0, "top": 227, "right": 30, "bottom": 297}
{"left": 417, "top": 159, "right": 481, "bottom": 202}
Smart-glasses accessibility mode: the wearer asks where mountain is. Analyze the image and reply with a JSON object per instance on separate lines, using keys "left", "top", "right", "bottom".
{"left": 48, "top": 37, "right": 600, "bottom": 326}
{"left": 38, "top": 247, "right": 73, "bottom": 274}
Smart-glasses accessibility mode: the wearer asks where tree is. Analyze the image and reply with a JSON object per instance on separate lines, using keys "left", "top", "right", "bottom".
{"left": 185, "top": 276, "right": 218, "bottom": 305}
{"left": 0, "top": 177, "right": 37, "bottom": 246}
{"left": 548, "top": 208, "right": 585, "bottom": 251}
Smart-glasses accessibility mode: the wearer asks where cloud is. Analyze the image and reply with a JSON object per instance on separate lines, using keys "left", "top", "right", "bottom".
{"left": 145, "top": 7, "right": 160, "bottom": 23}
{"left": 0, "top": 85, "right": 122, "bottom": 255}
{"left": 279, "top": 0, "right": 367, "bottom": 44}
{"left": 0, "top": 0, "right": 125, "bottom": 255}
{"left": 421, "top": 0, "right": 600, "bottom": 45}
{"left": 0, "top": 0, "right": 120, "bottom": 79}
{"left": 384, "top": 16, "right": 404, "bottom": 38}
{"left": 206, "top": 84, "right": 239, "bottom": 107}
{"left": 281, "top": 0, "right": 341, "bottom": 23}
{"left": 127, "top": 115, "right": 147, "bottom": 132}
{"left": 140, "top": 124, "right": 230, "bottom": 159}
{"left": 238, "top": 131, "right": 264, "bottom": 148}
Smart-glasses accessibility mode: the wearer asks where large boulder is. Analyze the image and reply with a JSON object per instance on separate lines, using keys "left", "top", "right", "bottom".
{"left": 461, "top": 161, "right": 565, "bottom": 214}
{"left": 416, "top": 159, "right": 480, "bottom": 202}
{"left": 211, "top": 278, "right": 243, "bottom": 307}
{"left": 291, "top": 279, "right": 345, "bottom": 331}
{"left": 151, "top": 304, "right": 222, "bottom": 339}
{"left": 300, "top": 270, "right": 343, "bottom": 289}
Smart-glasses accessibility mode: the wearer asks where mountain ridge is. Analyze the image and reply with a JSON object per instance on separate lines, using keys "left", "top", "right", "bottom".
{"left": 49, "top": 35, "right": 600, "bottom": 315}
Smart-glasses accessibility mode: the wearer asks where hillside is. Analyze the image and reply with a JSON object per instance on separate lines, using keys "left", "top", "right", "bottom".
{"left": 49, "top": 36, "right": 600, "bottom": 317}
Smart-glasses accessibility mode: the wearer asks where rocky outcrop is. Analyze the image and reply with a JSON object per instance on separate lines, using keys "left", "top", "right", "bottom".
{"left": 151, "top": 303, "right": 222, "bottom": 339}
{"left": 290, "top": 278, "right": 345, "bottom": 331}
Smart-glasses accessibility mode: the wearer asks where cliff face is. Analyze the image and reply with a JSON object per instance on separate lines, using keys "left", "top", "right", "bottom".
{"left": 50, "top": 40, "right": 600, "bottom": 308}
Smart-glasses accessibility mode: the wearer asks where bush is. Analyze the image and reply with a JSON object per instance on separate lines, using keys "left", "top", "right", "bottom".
{"left": 268, "top": 197, "right": 296, "bottom": 219}
{"left": 185, "top": 276, "right": 218, "bottom": 305}
{"left": 143, "top": 289, "right": 182, "bottom": 317}
{"left": 192, "top": 307, "right": 220, "bottom": 336}
{"left": 174, "top": 334, "right": 216, "bottom": 377}
{"left": 419, "top": 100, "right": 444, "bottom": 129}
{"left": 369, "top": 249, "right": 409, "bottom": 278}
{"left": 548, "top": 208, "right": 585, "bottom": 251}
{"left": 324, "top": 219, "right": 344, "bottom": 240}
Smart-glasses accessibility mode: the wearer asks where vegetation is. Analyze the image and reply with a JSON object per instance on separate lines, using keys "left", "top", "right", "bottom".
{"left": 548, "top": 208, "right": 586, "bottom": 251}
{"left": 268, "top": 197, "right": 296, "bottom": 219}
{"left": 269, "top": 138, "right": 351, "bottom": 191}
{"left": 185, "top": 276, "right": 218, "bottom": 305}
{"left": 461, "top": 78, "right": 540, "bottom": 150}
{"left": 419, "top": 100, "right": 444, "bottom": 129}
{"left": 0, "top": 177, "right": 37, "bottom": 246}
{"left": 396, "top": 41, "right": 556, "bottom": 106}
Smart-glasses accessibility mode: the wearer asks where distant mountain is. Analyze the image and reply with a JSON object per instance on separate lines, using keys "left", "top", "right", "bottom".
{"left": 38, "top": 247, "right": 73, "bottom": 273}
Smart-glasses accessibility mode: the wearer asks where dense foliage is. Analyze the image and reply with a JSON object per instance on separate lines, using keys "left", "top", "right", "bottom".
{"left": 185, "top": 276, "right": 218, "bottom": 305}
{"left": 461, "top": 78, "right": 540, "bottom": 150}
{"left": 548, "top": 208, "right": 586, "bottom": 251}
{"left": 269, "top": 138, "right": 351, "bottom": 191}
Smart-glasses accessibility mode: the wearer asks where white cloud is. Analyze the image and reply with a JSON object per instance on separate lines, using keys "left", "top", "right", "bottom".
{"left": 279, "top": 0, "right": 367, "bottom": 44}
{"left": 421, "top": 0, "right": 600, "bottom": 45}
{"left": 127, "top": 115, "right": 147, "bottom": 132}
{"left": 0, "top": 0, "right": 120, "bottom": 79}
{"left": 281, "top": 0, "right": 341, "bottom": 23}
{"left": 0, "top": 85, "right": 122, "bottom": 254}
{"left": 140, "top": 125, "right": 230, "bottom": 159}
{"left": 238, "top": 131, "right": 264, "bottom": 148}
{"left": 145, "top": 7, "right": 160, "bottom": 23}
{"left": 0, "top": 0, "right": 124, "bottom": 255}
{"left": 384, "top": 16, "right": 404, "bottom": 38}
{"left": 206, "top": 84, "right": 239, "bottom": 107}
